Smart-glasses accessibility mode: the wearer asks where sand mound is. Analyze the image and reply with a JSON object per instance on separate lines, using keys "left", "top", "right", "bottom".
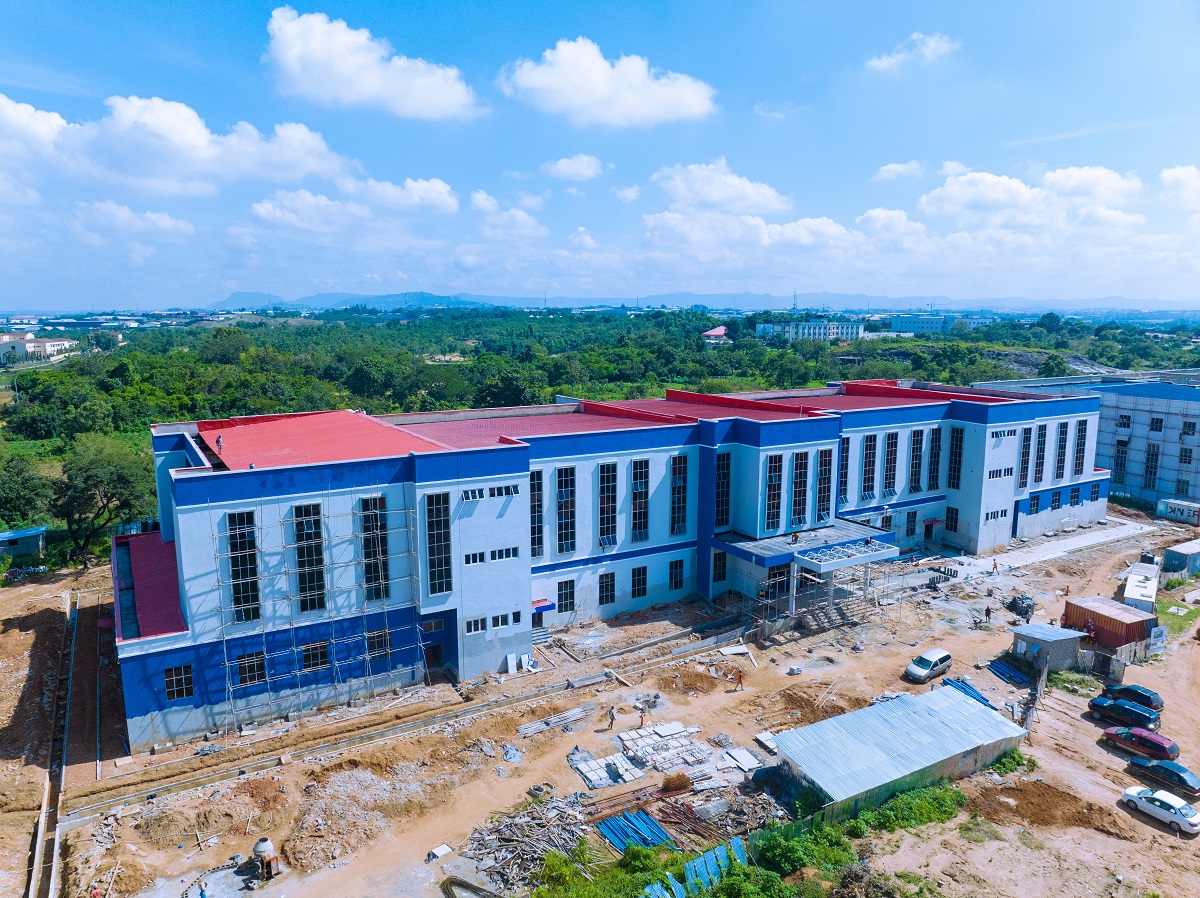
{"left": 657, "top": 669, "right": 720, "bottom": 694}
{"left": 969, "top": 780, "right": 1136, "bottom": 840}
{"left": 233, "top": 776, "right": 290, "bottom": 811}
{"left": 137, "top": 807, "right": 196, "bottom": 845}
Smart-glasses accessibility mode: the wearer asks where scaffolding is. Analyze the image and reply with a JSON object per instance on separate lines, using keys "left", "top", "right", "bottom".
{"left": 205, "top": 484, "right": 430, "bottom": 738}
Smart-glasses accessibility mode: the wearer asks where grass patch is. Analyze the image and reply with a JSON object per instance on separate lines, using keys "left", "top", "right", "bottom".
{"left": 988, "top": 747, "right": 1038, "bottom": 776}
{"left": 1156, "top": 598, "right": 1200, "bottom": 637}
{"left": 958, "top": 814, "right": 1005, "bottom": 843}
{"left": 1017, "top": 830, "right": 1045, "bottom": 850}
{"left": 1046, "top": 670, "right": 1101, "bottom": 695}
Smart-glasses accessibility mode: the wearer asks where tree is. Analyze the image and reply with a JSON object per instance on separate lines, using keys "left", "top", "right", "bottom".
{"left": 90, "top": 331, "right": 121, "bottom": 351}
{"left": 1037, "top": 353, "right": 1070, "bottom": 378}
{"left": 199, "top": 326, "right": 251, "bottom": 364}
{"left": 1036, "top": 312, "right": 1064, "bottom": 333}
{"left": 53, "top": 434, "right": 156, "bottom": 566}
{"left": 0, "top": 455, "right": 55, "bottom": 528}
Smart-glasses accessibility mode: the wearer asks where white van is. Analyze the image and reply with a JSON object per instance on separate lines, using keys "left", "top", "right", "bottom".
{"left": 905, "top": 648, "right": 952, "bottom": 683}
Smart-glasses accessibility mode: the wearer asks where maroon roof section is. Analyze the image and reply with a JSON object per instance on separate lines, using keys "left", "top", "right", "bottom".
{"left": 118, "top": 531, "right": 187, "bottom": 640}
{"left": 396, "top": 409, "right": 672, "bottom": 449}
{"left": 602, "top": 389, "right": 815, "bottom": 422}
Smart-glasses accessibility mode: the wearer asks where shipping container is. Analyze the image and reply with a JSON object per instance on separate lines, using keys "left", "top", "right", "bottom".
{"left": 1157, "top": 499, "right": 1200, "bottom": 526}
{"left": 1064, "top": 595, "right": 1157, "bottom": 649}
{"left": 1163, "top": 537, "right": 1200, "bottom": 579}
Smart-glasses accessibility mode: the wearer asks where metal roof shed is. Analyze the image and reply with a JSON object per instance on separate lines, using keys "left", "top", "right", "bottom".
{"left": 1011, "top": 623, "right": 1084, "bottom": 672}
{"left": 0, "top": 525, "right": 47, "bottom": 557}
{"left": 1164, "top": 537, "right": 1200, "bottom": 579}
{"left": 773, "top": 687, "right": 1025, "bottom": 823}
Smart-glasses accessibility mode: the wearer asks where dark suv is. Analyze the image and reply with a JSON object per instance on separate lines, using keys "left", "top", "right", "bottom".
{"left": 1102, "top": 684, "right": 1164, "bottom": 711}
{"left": 1088, "top": 696, "right": 1161, "bottom": 731}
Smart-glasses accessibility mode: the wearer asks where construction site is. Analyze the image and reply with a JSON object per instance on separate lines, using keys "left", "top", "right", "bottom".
{"left": 4, "top": 508, "right": 1200, "bottom": 898}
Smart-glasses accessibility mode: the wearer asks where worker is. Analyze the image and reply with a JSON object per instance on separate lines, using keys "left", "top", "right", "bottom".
{"left": 639, "top": 711, "right": 645, "bottom": 728}
{"left": 90, "top": 885, "right": 102, "bottom": 898}
{"left": 992, "top": 559, "right": 999, "bottom": 575}
{"left": 790, "top": 532, "right": 799, "bottom": 544}
{"left": 1064, "top": 585, "right": 1070, "bottom": 596}
{"left": 198, "top": 879, "right": 208, "bottom": 898}
{"left": 984, "top": 605, "right": 992, "bottom": 623}
{"left": 215, "top": 434, "right": 222, "bottom": 455}
{"left": 606, "top": 706, "right": 616, "bottom": 729}
{"left": 735, "top": 669, "right": 745, "bottom": 691}
{"left": 1060, "top": 611, "right": 1068, "bottom": 627}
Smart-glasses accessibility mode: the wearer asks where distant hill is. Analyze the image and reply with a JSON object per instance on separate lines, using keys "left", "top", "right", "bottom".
{"left": 212, "top": 291, "right": 489, "bottom": 311}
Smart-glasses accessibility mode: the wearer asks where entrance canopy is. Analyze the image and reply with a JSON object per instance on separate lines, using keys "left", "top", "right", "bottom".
{"left": 714, "top": 519, "right": 898, "bottom": 574}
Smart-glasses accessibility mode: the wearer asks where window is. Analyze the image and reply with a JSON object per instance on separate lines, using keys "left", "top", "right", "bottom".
{"left": 301, "top": 641, "right": 329, "bottom": 672}
{"left": 985, "top": 509, "right": 1008, "bottom": 522}
{"left": 882, "top": 432, "right": 899, "bottom": 494}
{"left": 464, "top": 552, "right": 485, "bottom": 565}
{"left": 462, "top": 488, "right": 484, "bottom": 501}
{"left": 945, "top": 507, "right": 959, "bottom": 533}
{"left": 1051, "top": 491, "right": 1061, "bottom": 511}
{"left": 530, "top": 471, "right": 544, "bottom": 558}
{"left": 1090, "top": 483, "right": 1100, "bottom": 502}
{"left": 927, "top": 428, "right": 942, "bottom": 491}
{"left": 421, "top": 619, "right": 444, "bottom": 633}
{"left": 491, "top": 613, "right": 510, "bottom": 629}
{"left": 367, "top": 629, "right": 390, "bottom": 658}
{"left": 905, "top": 510, "right": 917, "bottom": 537}
{"left": 909, "top": 430, "right": 924, "bottom": 493}
{"left": 1070, "top": 486, "right": 1080, "bottom": 506}
{"left": 713, "top": 551, "right": 727, "bottom": 583}
{"left": 631, "top": 566, "right": 648, "bottom": 599}
{"left": 1073, "top": 420, "right": 1088, "bottom": 477}
{"left": 1054, "top": 421, "right": 1069, "bottom": 479}
{"left": 632, "top": 458, "right": 650, "bottom": 541}
{"left": 838, "top": 437, "right": 850, "bottom": 504}
{"left": 791, "top": 452, "right": 809, "bottom": 526}
{"left": 599, "top": 572, "right": 616, "bottom": 606}
{"left": 880, "top": 513, "right": 893, "bottom": 530}
{"left": 1184, "top": 420, "right": 1197, "bottom": 437}
{"left": 815, "top": 449, "right": 833, "bottom": 522}
{"left": 860, "top": 435, "right": 877, "bottom": 499}
{"left": 990, "top": 429, "right": 1017, "bottom": 439}
{"left": 670, "top": 455, "right": 688, "bottom": 535}
{"left": 1029, "top": 494, "right": 1040, "bottom": 515}
{"left": 227, "top": 511, "right": 261, "bottom": 623}
{"left": 165, "top": 665, "right": 194, "bottom": 701}
{"left": 1177, "top": 478, "right": 1190, "bottom": 498}
{"left": 556, "top": 467, "right": 576, "bottom": 553}
{"left": 669, "top": 559, "right": 684, "bottom": 590}
{"left": 1117, "top": 414, "right": 1131, "bottom": 429}
{"left": 237, "top": 652, "right": 266, "bottom": 687}
{"left": 1033, "top": 424, "right": 1047, "bottom": 484}
{"left": 1184, "top": 447, "right": 1194, "bottom": 466}
{"left": 488, "top": 484, "right": 520, "bottom": 497}
{"left": 489, "top": 546, "right": 519, "bottom": 560}
{"left": 1150, "top": 417, "right": 1164, "bottom": 433}
{"left": 765, "top": 454, "right": 783, "bottom": 530}
{"left": 292, "top": 504, "right": 326, "bottom": 614}
{"left": 1144, "top": 444, "right": 1160, "bottom": 489}
{"left": 1018, "top": 427, "right": 1032, "bottom": 489}
{"left": 596, "top": 462, "right": 618, "bottom": 547}
{"left": 425, "top": 492, "right": 453, "bottom": 595}
{"left": 1113, "top": 440, "right": 1129, "bottom": 485}
{"left": 557, "top": 580, "right": 576, "bottom": 613}
{"left": 360, "top": 497, "right": 389, "bottom": 601}
{"left": 465, "top": 617, "right": 486, "bottom": 634}
{"left": 765, "top": 564, "right": 789, "bottom": 600}
{"left": 714, "top": 452, "right": 731, "bottom": 529}
{"left": 513, "top": 611, "right": 521, "bottom": 625}
{"left": 947, "top": 427, "right": 965, "bottom": 490}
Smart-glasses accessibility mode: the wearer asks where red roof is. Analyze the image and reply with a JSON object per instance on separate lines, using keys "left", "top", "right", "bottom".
{"left": 766, "top": 394, "right": 949, "bottom": 411}
{"left": 702, "top": 326, "right": 728, "bottom": 337}
{"left": 196, "top": 410, "right": 446, "bottom": 470}
{"left": 398, "top": 410, "right": 669, "bottom": 449}
{"left": 604, "top": 398, "right": 805, "bottom": 422}
{"left": 122, "top": 531, "right": 186, "bottom": 639}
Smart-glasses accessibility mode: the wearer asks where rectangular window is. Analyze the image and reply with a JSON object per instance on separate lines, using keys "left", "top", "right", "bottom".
{"left": 360, "top": 497, "right": 389, "bottom": 601}
{"left": 927, "top": 428, "right": 941, "bottom": 491}
{"left": 1054, "top": 421, "right": 1069, "bottom": 479}
{"left": 791, "top": 452, "right": 809, "bottom": 526}
{"left": 765, "top": 454, "right": 783, "bottom": 530}
{"left": 513, "top": 611, "right": 521, "bottom": 625}
{"left": 489, "top": 546, "right": 519, "bottom": 560}
{"left": 765, "top": 564, "right": 789, "bottom": 600}
{"left": 227, "top": 511, "right": 261, "bottom": 623}
{"left": 908, "top": 430, "right": 924, "bottom": 493}
{"left": 426, "top": 492, "right": 453, "bottom": 595}
{"left": 557, "top": 580, "right": 576, "bottom": 613}
{"left": 1150, "top": 417, "right": 1164, "bottom": 433}
{"left": 598, "top": 462, "right": 617, "bottom": 546}
{"left": 237, "top": 652, "right": 266, "bottom": 687}
{"left": 880, "top": 513, "right": 893, "bottom": 530}
{"left": 1070, "top": 486, "right": 1081, "bottom": 506}
{"left": 670, "top": 455, "right": 688, "bottom": 535}
{"left": 669, "top": 559, "right": 684, "bottom": 590}
{"left": 367, "top": 629, "right": 390, "bottom": 658}
{"left": 1073, "top": 420, "right": 1088, "bottom": 477}
{"left": 838, "top": 437, "right": 850, "bottom": 504}
{"left": 1033, "top": 424, "right": 1047, "bottom": 484}
{"left": 1183, "top": 447, "right": 1194, "bottom": 466}
{"left": 421, "top": 619, "right": 443, "bottom": 633}
{"left": 1117, "top": 414, "right": 1131, "bottom": 428}
{"left": 1143, "top": 444, "right": 1160, "bottom": 489}
{"left": 529, "top": 471, "right": 544, "bottom": 558}
{"left": 714, "top": 452, "right": 731, "bottom": 529}
{"left": 945, "top": 507, "right": 959, "bottom": 533}
{"left": 1113, "top": 440, "right": 1128, "bottom": 485}
{"left": 713, "top": 551, "right": 727, "bottom": 583}
{"left": 491, "top": 613, "right": 509, "bottom": 629}
{"left": 882, "top": 432, "right": 899, "bottom": 494}
{"left": 556, "top": 466, "right": 576, "bottom": 553}
{"left": 860, "top": 434, "right": 877, "bottom": 499}
{"left": 1051, "top": 491, "right": 1061, "bottom": 511}
{"left": 165, "top": 665, "right": 194, "bottom": 701}
{"left": 599, "top": 571, "right": 616, "bottom": 606}
{"left": 905, "top": 509, "right": 917, "bottom": 537}
{"left": 1029, "top": 494, "right": 1040, "bottom": 515}
{"left": 816, "top": 449, "right": 833, "bottom": 522}
{"left": 1090, "top": 483, "right": 1100, "bottom": 502}
{"left": 1018, "top": 427, "right": 1032, "bottom": 489}
{"left": 1176, "top": 478, "right": 1189, "bottom": 497}
{"left": 301, "top": 641, "right": 329, "bottom": 672}
{"left": 947, "top": 427, "right": 965, "bottom": 490}
{"left": 465, "top": 617, "right": 486, "bottom": 634}
{"left": 488, "top": 485, "right": 519, "bottom": 497}
{"left": 1184, "top": 420, "right": 1197, "bottom": 437}
{"left": 631, "top": 566, "right": 647, "bottom": 599}
{"left": 464, "top": 552, "right": 485, "bottom": 565}
{"left": 462, "top": 488, "right": 484, "bottom": 501}
{"left": 631, "top": 458, "right": 650, "bottom": 541}
{"left": 293, "top": 503, "right": 326, "bottom": 614}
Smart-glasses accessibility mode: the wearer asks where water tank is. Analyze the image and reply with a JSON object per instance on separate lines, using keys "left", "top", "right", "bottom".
{"left": 253, "top": 838, "right": 276, "bottom": 859}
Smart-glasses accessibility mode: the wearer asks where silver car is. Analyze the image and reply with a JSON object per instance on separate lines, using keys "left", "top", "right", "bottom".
{"left": 1122, "top": 786, "right": 1200, "bottom": 834}
{"left": 905, "top": 648, "right": 952, "bottom": 684}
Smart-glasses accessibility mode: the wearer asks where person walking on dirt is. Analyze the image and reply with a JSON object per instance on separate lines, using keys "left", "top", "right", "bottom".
{"left": 735, "top": 669, "right": 744, "bottom": 690}
{"left": 607, "top": 706, "right": 616, "bottom": 729}
{"left": 984, "top": 605, "right": 992, "bottom": 623}
{"left": 639, "top": 711, "right": 645, "bottom": 728}
{"left": 198, "top": 879, "right": 208, "bottom": 898}
{"left": 992, "top": 559, "right": 999, "bottom": 575}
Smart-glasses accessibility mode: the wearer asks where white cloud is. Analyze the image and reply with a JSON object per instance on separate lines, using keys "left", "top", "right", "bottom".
{"left": 337, "top": 175, "right": 458, "bottom": 212}
{"left": 753, "top": 100, "right": 798, "bottom": 120}
{"left": 468, "top": 189, "right": 547, "bottom": 240}
{"left": 127, "top": 242, "right": 156, "bottom": 267}
{"left": 76, "top": 200, "right": 195, "bottom": 236}
{"left": 866, "top": 33, "right": 960, "bottom": 73}
{"left": 855, "top": 207, "right": 927, "bottom": 241}
{"left": 652, "top": 157, "right": 790, "bottom": 214}
{"left": 873, "top": 161, "right": 923, "bottom": 181}
{"left": 614, "top": 185, "right": 641, "bottom": 203}
{"left": 500, "top": 37, "right": 716, "bottom": 127}
{"left": 251, "top": 189, "right": 370, "bottom": 231}
{"left": 469, "top": 189, "right": 500, "bottom": 213}
{"left": 1041, "top": 166, "right": 1141, "bottom": 206}
{"left": 644, "top": 210, "right": 851, "bottom": 249}
{"left": 564, "top": 186, "right": 585, "bottom": 198}
{"left": 541, "top": 153, "right": 604, "bottom": 180}
{"left": 939, "top": 160, "right": 970, "bottom": 177}
{"left": 919, "top": 171, "right": 1055, "bottom": 228}
{"left": 264, "top": 7, "right": 482, "bottom": 120}
{"left": 0, "top": 171, "right": 39, "bottom": 205}
{"left": 568, "top": 226, "right": 597, "bottom": 249}
{"left": 517, "top": 191, "right": 548, "bottom": 211}
{"left": 0, "top": 92, "right": 70, "bottom": 150}
{"left": 1161, "top": 165, "right": 1200, "bottom": 208}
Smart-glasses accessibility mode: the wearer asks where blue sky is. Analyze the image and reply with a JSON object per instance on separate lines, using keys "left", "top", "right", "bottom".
{"left": 3, "top": 2, "right": 1200, "bottom": 310}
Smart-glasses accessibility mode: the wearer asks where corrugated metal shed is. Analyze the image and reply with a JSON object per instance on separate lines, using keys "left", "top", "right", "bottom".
{"left": 1011, "top": 623, "right": 1084, "bottom": 672}
{"left": 1164, "top": 538, "right": 1200, "bottom": 578}
{"left": 773, "top": 687, "right": 1025, "bottom": 805}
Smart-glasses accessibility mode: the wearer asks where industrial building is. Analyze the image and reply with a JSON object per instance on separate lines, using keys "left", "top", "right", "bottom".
{"left": 888, "top": 314, "right": 995, "bottom": 334}
{"left": 1009, "top": 622, "right": 1083, "bottom": 672}
{"left": 0, "top": 525, "right": 46, "bottom": 557}
{"left": 756, "top": 319, "right": 864, "bottom": 342}
{"left": 1163, "top": 537, "right": 1200, "bottom": 581}
{"left": 114, "top": 379, "right": 1109, "bottom": 750}
{"left": 773, "top": 687, "right": 1025, "bottom": 823}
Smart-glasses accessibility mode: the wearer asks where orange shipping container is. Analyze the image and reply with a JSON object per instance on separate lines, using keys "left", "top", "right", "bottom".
{"left": 1063, "top": 595, "right": 1156, "bottom": 649}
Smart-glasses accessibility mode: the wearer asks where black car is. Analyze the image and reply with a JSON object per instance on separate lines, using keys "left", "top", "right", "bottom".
{"left": 1088, "top": 696, "right": 1161, "bottom": 731}
{"left": 1128, "top": 758, "right": 1200, "bottom": 799}
{"left": 1103, "top": 684, "right": 1164, "bottom": 711}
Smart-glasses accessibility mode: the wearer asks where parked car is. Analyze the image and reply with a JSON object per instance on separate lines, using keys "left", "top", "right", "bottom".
{"left": 1088, "top": 696, "right": 1161, "bottom": 731}
{"left": 904, "top": 648, "right": 952, "bottom": 683}
{"left": 1121, "top": 787, "right": 1200, "bottom": 834}
{"left": 1103, "top": 727, "right": 1179, "bottom": 761}
{"left": 1128, "top": 758, "right": 1200, "bottom": 799}
{"left": 1103, "top": 684, "right": 1164, "bottom": 711}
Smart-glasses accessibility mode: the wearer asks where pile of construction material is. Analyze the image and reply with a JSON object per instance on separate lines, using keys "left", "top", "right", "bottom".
{"left": 517, "top": 705, "right": 591, "bottom": 737}
{"left": 568, "top": 746, "right": 646, "bottom": 789}
{"left": 462, "top": 795, "right": 592, "bottom": 891}
{"left": 619, "top": 722, "right": 711, "bottom": 772}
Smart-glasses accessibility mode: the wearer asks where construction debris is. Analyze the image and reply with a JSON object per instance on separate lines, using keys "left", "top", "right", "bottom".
{"left": 462, "top": 795, "right": 593, "bottom": 892}
{"left": 569, "top": 747, "right": 646, "bottom": 789}
{"left": 517, "top": 705, "right": 591, "bottom": 737}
